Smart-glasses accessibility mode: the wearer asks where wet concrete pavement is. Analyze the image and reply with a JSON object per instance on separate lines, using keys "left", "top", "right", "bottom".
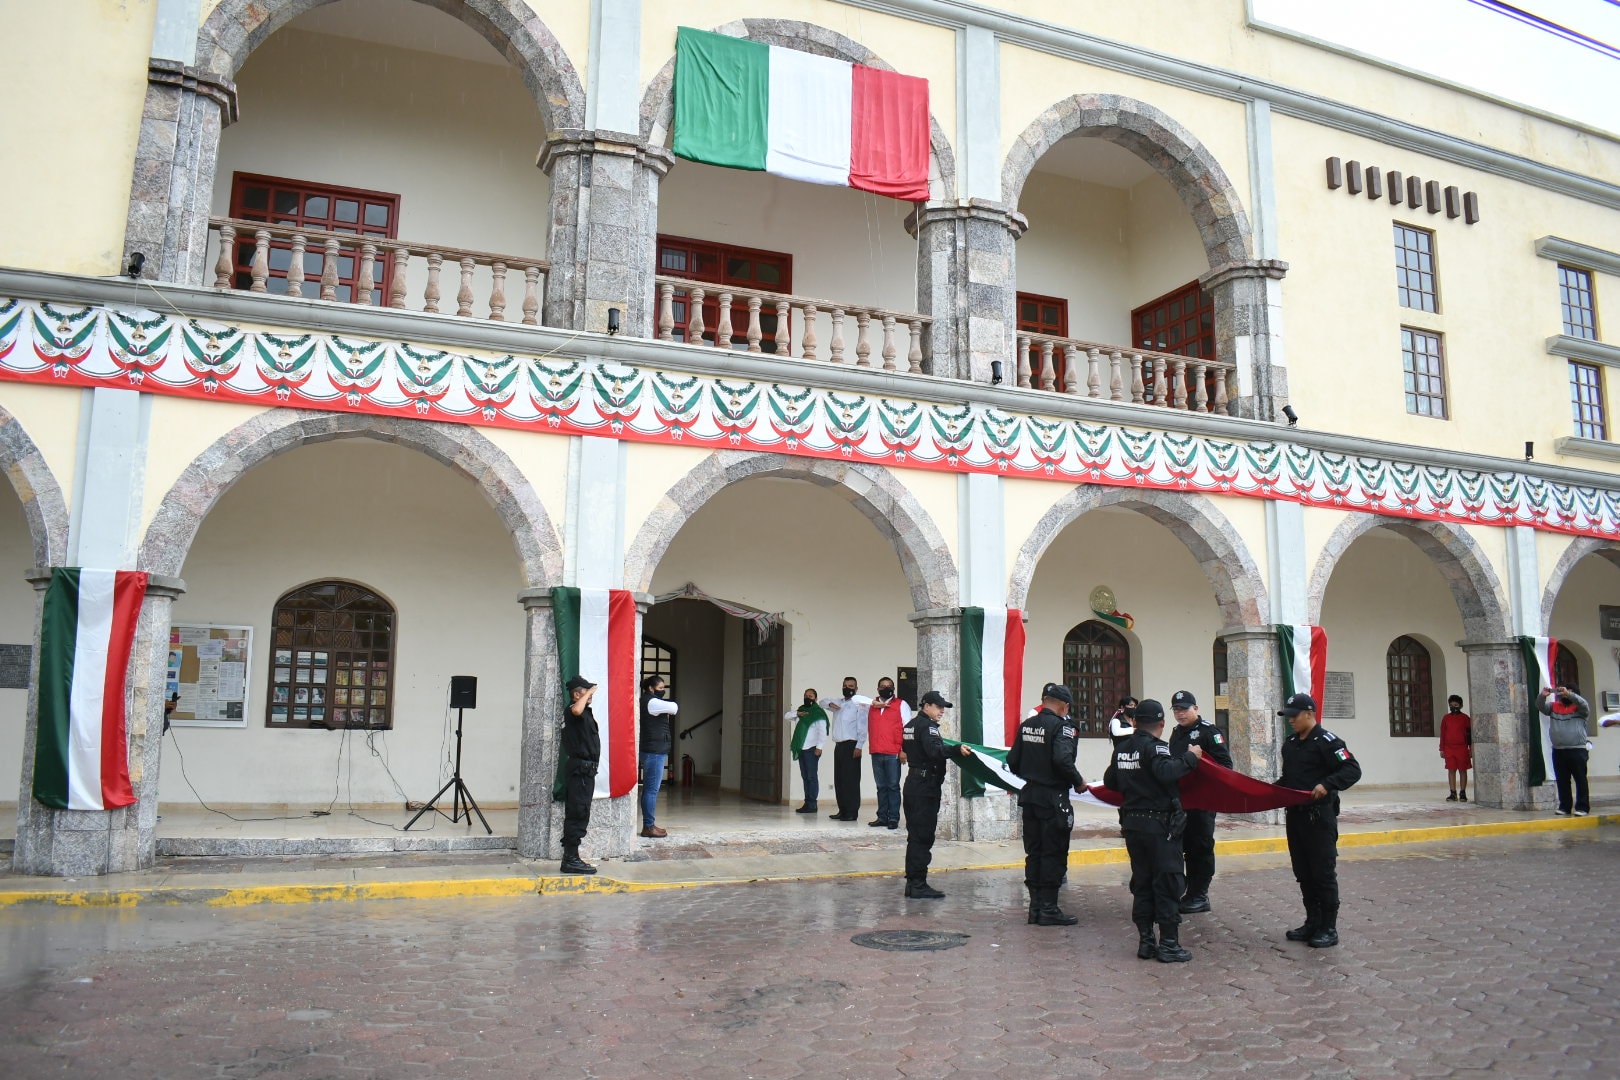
{"left": 2, "top": 829, "right": 1616, "bottom": 1079}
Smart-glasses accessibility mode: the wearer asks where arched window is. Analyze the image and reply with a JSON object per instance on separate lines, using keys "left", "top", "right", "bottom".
{"left": 1063, "top": 620, "right": 1131, "bottom": 738}
{"left": 267, "top": 581, "right": 395, "bottom": 730}
{"left": 642, "top": 635, "right": 677, "bottom": 696}
{"left": 1386, "top": 635, "right": 1434, "bottom": 738}
{"left": 1554, "top": 647, "right": 1581, "bottom": 695}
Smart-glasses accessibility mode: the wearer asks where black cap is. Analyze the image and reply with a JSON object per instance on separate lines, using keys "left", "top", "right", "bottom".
{"left": 1278, "top": 692, "right": 1316, "bottom": 717}
{"left": 1170, "top": 690, "right": 1197, "bottom": 709}
{"left": 1135, "top": 698, "right": 1166, "bottom": 724}
{"left": 920, "top": 690, "right": 953, "bottom": 709}
{"left": 566, "top": 675, "right": 597, "bottom": 692}
{"left": 1041, "top": 682, "right": 1073, "bottom": 705}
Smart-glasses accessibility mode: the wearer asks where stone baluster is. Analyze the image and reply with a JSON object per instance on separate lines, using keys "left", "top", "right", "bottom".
{"left": 1087, "top": 348, "right": 1102, "bottom": 399}
{"left": 424, "top": 252, "right": 443, "bottom": 313}
{"left": 686, "top": 288, "right": 706, "bottom": 344}
{"left": 286, "top": 233, "right": 307, "bottom": 298}
{"left": 355, "top": 241, "right": 377, "bottom": 306}
{"left": 882, "top": 315, "right": 898, "bottom": 371}
{"left": 745, "top": 296, "right": 763, "bottom": 353}
{"left": 388, "top": 248, "right": 408, "bottom": 309}
{"left": 488, "top": 261, "right": 508, "bottom": 321}
{"left": 829, "top": 309, "right": 846, "bottom": 364}
{"left": 456, "top": 257, "right": 476, "bottom": 318}
{"left": 1130, "top": 352, "right": 1145, "bottom": 403}
{"left": 1154, "top": 359, "right": 1170, "bottom": 407}
{"left": 213, "top": 223, "right": 236, "bottom": 288}
{"left": 1215, "top": 369, "right": 1232, "bottom": 415}
{"left": 248, "top": 229, "right": 271, "bottom": 292}
{"left": 855, "top": 312, "right": 872, "bottom": 367}
{"left": 1063, "top": 346, "right": 1080, "bottom": 394}
{"left": 1192, "top": 362, "right": 1209, "bottom": 412}
{"left": 657, "top": 284, "right": 675, "bottom": 341}
{"left": 1173, "top": 359, "right": 1188, "bottom": 410}
{"left": 1109, "top": 351, "right": 1125, "bottom": 401}
{"left": 774, "top": 300, "right": 790, "bottom": 356}
{"left": 1015, "top": 337, "right": 1032, "bottom": 389}
{"left": 715, "top": 292, "right": 733, "bottom": 349}
{"left": 522, "top": 267, "right": 541, "bottom": 325}
{"left": 908, "top": 321, "right": 924, "bottom": 373}
{"left": 320, "top": 239, "right": 340, "bottom": 301}
{"left": 802, "top": 305, "right": 819, "bottom": 360}
{"left": 1039, "top": 340, "right": 1056, "bottom": 391}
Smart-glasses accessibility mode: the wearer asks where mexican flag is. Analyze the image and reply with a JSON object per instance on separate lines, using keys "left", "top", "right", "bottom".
{"left": 1276, "top": 623, "right": 1327, "bottom": 707}
{"left": 1519, "top": 636, "right": 1558, "bottom": 788}
{"left": 551, "top": 587, "right": 638, "bottom": 799}
{"left": 944, "top": 738, "right": 1025, "bottom": 794}
{"left": 34, "top": 568, "right": 148, "bottom": 811}
{"left": 957, "top": 607, "right": 1025, "bottom": 797}
{"left": 672, "top": 26, "right": 931, "bottom": 201}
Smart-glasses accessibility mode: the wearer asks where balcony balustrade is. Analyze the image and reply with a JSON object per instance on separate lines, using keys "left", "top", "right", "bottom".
{"left": 1015, "top": 330, "right": 1235, "bottom": 415}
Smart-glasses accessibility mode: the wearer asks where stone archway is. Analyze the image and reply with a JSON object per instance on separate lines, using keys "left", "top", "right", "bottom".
{"left": 639, "top": 19, "right": 957, "bottom": 203}
{"left": 0, "top": 403, "right": 70, "bottom": 568}
{"left": 1539, "top": 536, "right": 1620, "bottom": 633}
{"left": 1307, "top": 514, "right": 1511, "bottom": 643}
{"left": 624, "top": 452, "right": 958, "bottom": 613}
{"left": 1007, "top": 487, "right": 1268, "bottom": 627}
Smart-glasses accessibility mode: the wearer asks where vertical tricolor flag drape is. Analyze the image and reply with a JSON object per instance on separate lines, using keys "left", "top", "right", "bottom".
{"left": 1275, "top": 623, "right": 1327, "bottom": 708}
{"left": 957, "top": 607, "right": 1025, "bottom": 797}
{"left": 551, "top": 587, "right": 638, "bottom": 800}
{"left": 672, "top": 26, "right": 931, "bottom": 201}
{"left": 1518, "top": 635, "right": 1558, "bottom": 788}
{"left": 34, "top": 568, "right": 148, "bottom": 811}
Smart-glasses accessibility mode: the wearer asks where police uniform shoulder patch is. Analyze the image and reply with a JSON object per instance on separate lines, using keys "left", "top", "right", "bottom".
{"left": 1061, "top": 726, "right": 1077, "bottom": 738}
{"left": 1211, "top": 731, "right": 1225, "bottom": 744}
{"left": 928, "top": 724, "right": 940, "bottom": 736}
{"left": 1333, "top": 747, "right": 1353, "bottom": 761}
{"left": 1319, "top": 729, "right": 1339, "bottom": 741}
{"left": 1154, "top": 743, "right": 1170, "bottom": 755}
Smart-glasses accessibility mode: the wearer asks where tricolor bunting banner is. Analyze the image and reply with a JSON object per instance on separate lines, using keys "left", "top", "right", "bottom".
{"left": 1518, "top": 635, "right": 1559, "bottom": 788}
{"left": 1276, "top": 623, "right": 1328, "bottom": 707}
{"left": 956, "top": 607, "right": 1025, "bottom": 797}
{"left": 673, "top": 26, "right": 930, "bottom": 201}
{"left": 34, "top": 567, "right": 148, "bottom": 811}
{"left": 551, "top": 587, "right": 638, "bottom": 799}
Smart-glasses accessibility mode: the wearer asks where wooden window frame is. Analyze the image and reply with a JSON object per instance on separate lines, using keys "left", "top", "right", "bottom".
{"left": 1017, "top": 291, "right": 1071, "bottom": 387}
{"left": 641, "top": 635, "right": 677, "bottom": 698}
{"left": 266, "top": 580, "right": 397, "bottom": 731}
{"left": 1401, "top": 326, "right": 1448, "bottom": 420}
{"left": 1394, "top": 222, "right": 1439, "bottom": 313}
{"left": 1386, "top": 635, "right": 1434, "bottom": 738}
{"left": 656, "top": 234, "right": 793, "bottom": 350}
{"left": 1062, "top": 620, "right": 1131, "bottom": 739}
{"left": 229, "top": 172, "right": 401, "bottom": 304}
{"left": 1131, "top": 280, "right": 1216, "bottom": 361}
{"left": 1570, "top": 361, "right": 1607, "bottom": 441}
{"left": 1559, "top": 265, "right": 1599, "bottom": 340}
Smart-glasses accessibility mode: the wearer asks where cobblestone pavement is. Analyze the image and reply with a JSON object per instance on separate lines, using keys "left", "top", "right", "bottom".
{"left": 2, "top": 832, "right": 1616, "bottom": 1080}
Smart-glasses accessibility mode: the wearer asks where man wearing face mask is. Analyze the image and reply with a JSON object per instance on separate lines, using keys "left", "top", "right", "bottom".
{"left": 785, "top": 688, "right": 829, "bottom": 814}
{"left": 638, "top": 674, "right": 679, "bottom": 838}
{"left": 866, "top": 676, "right": 912, "bottom": 829}
{"left": 822, "top": 676, "right": 870, "bottom": 821}
{"left": 1108, "top": 696, "right": 1138, "bottom": 747}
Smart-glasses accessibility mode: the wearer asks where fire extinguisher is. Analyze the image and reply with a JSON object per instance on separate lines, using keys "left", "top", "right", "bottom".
{"left": 681, "top": 754, "right": 695, "bottom": 788}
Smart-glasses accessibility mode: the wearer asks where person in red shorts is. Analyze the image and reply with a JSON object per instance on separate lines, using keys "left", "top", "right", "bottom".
{"left": 1439, "top": 694, "right": 1472, "bottom": 802}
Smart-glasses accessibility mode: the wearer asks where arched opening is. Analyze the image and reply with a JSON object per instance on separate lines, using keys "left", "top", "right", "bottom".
{"left": 1385, "top": 635, "right": 1435, "bottom": 738}
{"left": 1543, "top": 540, "right": 1620, "bottom": 735}
{"left": 1062, "top": 620, "right": 1131, "bottom": 737}
{"left": 263, "top": 580, "right": 397, "bottom": 730}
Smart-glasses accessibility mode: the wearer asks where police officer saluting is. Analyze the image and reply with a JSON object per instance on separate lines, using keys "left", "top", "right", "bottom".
{"left": 900, "top": 690, "right": 972, "bottom": 899}
{"left": 557, "top": 675, "right": 601, "bottom": 875}
{"left": 1007, "top": 683, "right": 1086, "bottom": 926}
{"left": 1167, "top": 690, "right": 1232, "bottom": 914}
{"left": 1104, "top": 699, "right": 1203, "bottom": 962}
{"left": 1276, "top": 692, "right": 1362, "bottom": 948}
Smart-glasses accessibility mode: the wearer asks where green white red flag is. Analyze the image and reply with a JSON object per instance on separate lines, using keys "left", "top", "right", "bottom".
{"left": 551, "top": 587, "right": 638, "bottom": 799}
{"left": 1519, "top": 635, "right": 1558, "bottom": 788}
{"left": 672, "top": 26, "right": 931, "bottom": 201}
{"left": 956, "top": 607, "right": 1025, "bottom": 796}
{"left": 1276, "top": 623, "right": 1327, "bottom": 707}
{"left": 34, "top": 567, "right": 148, "bottom": 811}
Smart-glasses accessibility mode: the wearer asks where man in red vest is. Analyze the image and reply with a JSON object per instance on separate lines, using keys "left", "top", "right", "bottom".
{"left": 866, "top": 675, "right": 911, "bottom": 829}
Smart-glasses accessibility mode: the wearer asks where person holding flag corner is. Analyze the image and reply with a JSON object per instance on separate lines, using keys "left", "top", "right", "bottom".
{"left": 1007, "top": 682, "right": 1086, "bottom": 926}
{"left": 1276, "top": 692, "right": 1362, "bottom": 948}
{"left": 899, "top": 690, "right": 973, "bottom": 899}
{"left": 1167, "top": 690, "right": 1232, "bottom": 914}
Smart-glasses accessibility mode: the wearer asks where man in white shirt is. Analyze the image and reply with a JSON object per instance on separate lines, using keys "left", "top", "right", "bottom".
{"left": 638, "top": 675, "right": 679, "bottom": 838}
{"left": 822, "top": 675, "right": 870, "bottom": 821}
{"left": 784, "top": 689, "right": 830, "bottom": 813}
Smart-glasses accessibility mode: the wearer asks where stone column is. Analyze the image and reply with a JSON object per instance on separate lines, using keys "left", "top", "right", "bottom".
{"left": 1199, "top": 258, "right": 1289, "bottom": 422}
{"left": 515, "top": 588, "right": 561, "bottom": 859}
{"left": 539, "top": 129, "right": 674, "bottom": 337}
{"left": 13, "top": 572, "right": 185, "bottom": 877}
{"left": 123, "top": 59, "right": 238, "bottom": 286}
{"left": 909, "top": 200, "right": 1028, "bottom": 383}
{"left": 1461, "top": 639, "right": 1547, "bottom": 810}
{"left": 1218, "top": 627, "right": 1287, "bottom": 785}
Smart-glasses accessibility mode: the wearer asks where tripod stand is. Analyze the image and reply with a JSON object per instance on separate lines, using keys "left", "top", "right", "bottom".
{"left": 405, "top": 705, "right": 491, "bottom": 834}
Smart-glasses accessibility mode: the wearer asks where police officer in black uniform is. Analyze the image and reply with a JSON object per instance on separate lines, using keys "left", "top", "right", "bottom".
{"left": 1006, "top": 683, "right": 1085, "bottom": 926}
{"left": 1167, "top": 690, "right": 1232, "bottom": 914}
{"left": 1104, "top": 698, "right": 1203, "bottom": 962}
{"left": 1276, "top": 692, "right": 1362, "bottom": 948}
{"left": 900, "top": 690, "right": 971, "bottom": 899}
{"left": 557, "top": 675, "right": 600, "bottom": 874}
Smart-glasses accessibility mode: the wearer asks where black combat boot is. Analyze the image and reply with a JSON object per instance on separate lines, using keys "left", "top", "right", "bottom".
{"left": 905, "top": 879, "right": 945, "bottom": 899}
{"left": 1286, "top": 888, "right": 1319, "bottom": 941}
{"left": 1034, "top": 888, "right": 1078, "bottom": 926}
{"left": 1135, "top": 921, "right": 1158, "bottom": 960}
{"left": 1308, "top": 906, "right": 1339, "bottom": 949}
{"left": 1027, "top": 887, "right": 1039, "bottom": 924}
{"left": 1156, "top": 926, "right": 1192, "bottom": 963}
{"left": 1179, "top": 892, "right": 1211, "bottom": 914}
{"left": 559, "top": 845, "right": 597, "bottom": 875}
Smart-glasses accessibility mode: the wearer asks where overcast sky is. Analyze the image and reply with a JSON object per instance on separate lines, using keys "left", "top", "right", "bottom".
{"left": 1251, "top": 0, "right": 1619, "bottom": 135}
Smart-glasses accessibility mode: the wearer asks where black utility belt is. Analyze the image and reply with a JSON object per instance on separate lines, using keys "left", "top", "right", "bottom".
{"left": 1122, "top": 809, "right": 1174, "bottom": 819}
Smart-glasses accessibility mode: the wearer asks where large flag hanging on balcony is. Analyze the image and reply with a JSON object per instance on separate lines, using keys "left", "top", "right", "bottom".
{"left": 1276, "top": 623, "right": 1328, "bottom": 709}
{"left": 672, "top": 26, "right": 931, "bottom": 201}
{"left": 957, "top": 607, "right": 1025, "bottom": 797}
{"left": 1518, "top": 635, "right": 1558, "bottom": 788}
{"left": 551, "top": 587, "right": 638, "bottom": 800}
{"left": 34, "top": 568, "right": 148, "bottom": 811}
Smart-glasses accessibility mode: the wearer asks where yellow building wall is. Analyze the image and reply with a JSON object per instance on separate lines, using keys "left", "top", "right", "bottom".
{"left": 1, "top": 385, "right": 87, "bottom": 514}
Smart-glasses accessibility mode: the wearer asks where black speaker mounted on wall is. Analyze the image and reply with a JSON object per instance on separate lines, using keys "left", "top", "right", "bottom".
{"left": 449, "top": 675, "right": 478, "bottom": 709}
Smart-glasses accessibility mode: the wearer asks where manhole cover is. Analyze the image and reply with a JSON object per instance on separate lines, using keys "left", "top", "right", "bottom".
{"left": 850, "top": 930, "right": 970, "bottom": 952}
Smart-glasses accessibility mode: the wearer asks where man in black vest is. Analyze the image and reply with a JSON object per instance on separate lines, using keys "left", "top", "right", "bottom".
{"left": 1007, "top": 683, "right": 1085, "bottom": 926}
{"left": 1167, "top": 690, "right": 1232, "bottom": 914}
{"left": 638, "top": 674, "right": 679, "bottom": 838}
{"left": 1105, "top": 698, "right": 1203, "bottom": 962}
{"left": 557, "top": 675, "right": 601, "bottom": 874}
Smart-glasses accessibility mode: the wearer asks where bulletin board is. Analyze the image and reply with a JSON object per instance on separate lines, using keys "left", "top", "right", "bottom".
{"left": 167, "top": 624, "right": 253, "bottom": 728}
